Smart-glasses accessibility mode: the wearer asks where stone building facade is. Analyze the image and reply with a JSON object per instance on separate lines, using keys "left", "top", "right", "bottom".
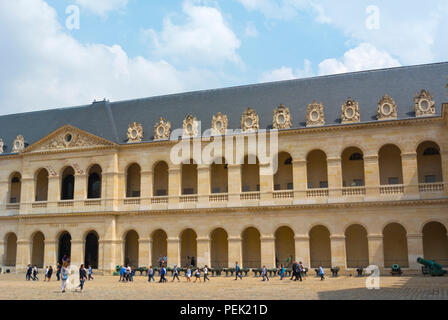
{"left": 1, "top": 63, "right": 448, "bottom": 274}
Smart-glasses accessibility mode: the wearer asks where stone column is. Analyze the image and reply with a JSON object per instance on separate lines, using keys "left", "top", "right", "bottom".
{"left": 74, "top": 173, "right": 87, "bottom": 201}
{"left": 44, "top": 240, "right": 57, "bottom": 267}
{"left": 294, "top": 235, "right": 310, "bottom": 267}
{"left": 0, "top": 240, "right": 5, "bottom": 266}
{"left": 260, "top": 236, "right": 276, "bottom": 268}
{"left": 101, "top": 216, "right": 118, "bottom": 274}
{"left": 292, "top": 159, "right": 307, "bottom": 199}
{"left": 20, "top": 176, "right": 34, "bottom": 214}
{"left": 441, "top": 151, "right": 448, "bottom": 196}
{"left": 367, "top": 234, "right": 384, "bottom": 268}
{"left": 140, "top": 170, "right": 152, "bottom": 208}
{"left": 402, "top": 152, "right": 419, "bottom": 197}
{"left": 167, "top": 237, "right": 180, "bottom": 267}
{"left": 103, "top": 171, "right": 118, "bottom": 211}
{"left": 259, "top": 164, "right": 273, "bottom": 204}
{"left": 47, "top": 175, "right": 60, "bottom": 210}
{"left": 227, "top": 165, "right": 242, "bottom": 204}
{"left": 197, "top": 237, "right": 211, "bottom": 267}
{"left": 168, "top": 166, "right": 181, "bottom": 207}
{"left": 138, "top": 238, "right": 151, "bottom": 268}
{"left": 364, "top": 155, "right": 380, "bottom": 198}
{"left": 327, "top": 157, "right": 343, "bottom": 198}
{"left": 228, "top": 236, "right": 242, "bottom": 268}
{"left": 16, "top": 239, "right": 31, "bottom": 271}
{"left": 0, "top": 179, "right": 8, "bottom": 210}
{"left": 330, "top": 235, "right": 346, "bottom": 268}
{"left": 197, "top": 165, "right": 211, "bottom": 205}
{"left": 70, "top": 239, "right": 84, "bottom": 267}
{"left": 407, "top": 233, "right": 424, "bottom": 269}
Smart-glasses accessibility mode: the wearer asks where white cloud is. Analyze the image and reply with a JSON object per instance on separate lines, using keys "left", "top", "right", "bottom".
{"left": 143, "top": 1, "right": 241, "bottom": 66}
{"left": 0, "top": 0, "right": 220, "bottom": 115}
{"left": 318, "top": 43, "right": 401, "bottom": 76}
{"left": 259, "top": 59, "right": 314, "bottom": 82}
{"left": 75, "top": 0, "right": 128, "bottom": 15}
{"left": 245, "top": 21, "right": 259, "bottom": 38}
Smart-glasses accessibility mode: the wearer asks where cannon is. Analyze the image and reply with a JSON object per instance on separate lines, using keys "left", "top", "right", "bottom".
{"left": 330, "top": 267, "right": 340, "bottom": 277}
{"left": 391, "top": 264, "right": 402, "bottom": 276}
{"left": 417, "top": 258, "right": 447, "bottom": 277}
{"left": 356, "top": 267, "right": 363, "bottom": 277}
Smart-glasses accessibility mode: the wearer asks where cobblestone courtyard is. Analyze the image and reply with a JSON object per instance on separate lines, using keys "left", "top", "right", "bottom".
{"left": 1, "top": 273, "right": 448, "bottom": 300}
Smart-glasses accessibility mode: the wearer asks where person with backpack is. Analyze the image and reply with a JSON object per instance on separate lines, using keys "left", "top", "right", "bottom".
{"left": 235, "top": 261, "right": 243, "bottom": 280}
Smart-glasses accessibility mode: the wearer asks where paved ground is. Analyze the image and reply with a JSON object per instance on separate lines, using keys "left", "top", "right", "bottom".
{"left": 1, "top": 273, "right": 448, "bottom": 300}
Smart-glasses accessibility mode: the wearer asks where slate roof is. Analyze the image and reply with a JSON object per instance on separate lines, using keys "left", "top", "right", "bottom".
{"left": 0, "top": 62, "right": 447, "bottom": 154}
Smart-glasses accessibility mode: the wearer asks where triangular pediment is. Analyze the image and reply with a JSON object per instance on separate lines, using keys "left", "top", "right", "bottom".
{"left": 25, "top": 125, "right": 116, "bottom": 153}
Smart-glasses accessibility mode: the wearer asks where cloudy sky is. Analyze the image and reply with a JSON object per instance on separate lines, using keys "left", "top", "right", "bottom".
{"left": 0, "top": 0, "right": 447, "bottom": 116}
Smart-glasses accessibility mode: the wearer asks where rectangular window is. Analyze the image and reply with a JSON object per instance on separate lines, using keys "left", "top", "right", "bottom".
{"left": 353, "top": 179, "right": 364, "bottom": 187}
{"left": 287, "top": 183, "right": 294, "bottom": 190}
{"left": 256, "top": 185, "right": 260, "bottom": 192}
{"left": 320, "top": 181, "right": 328, "bottom": 188}
{"left": 10, "top": 197, "right": 17, "bottom": 204}
{"left": 424, "top": 175, "right": 436, "bottom": 183}
{"left": 388, "top": 177, "right": 399, "bottom": 185}
{"left": 242, "top": 185, "right": 250, "bottom": 192}
{"left": 183, "top": 188, "right": 194, "bottom": 195}
{"left": 131, "top": 191, "right": 140, "bottom": 198}
{"left": 212, "top": 187, "right": 221, "bottom": 194}
{"left": 156, "top": 189, "right": 167, "bottom": 196}
{"left": 274, "top": 184, "right": 281, "bottom": 191}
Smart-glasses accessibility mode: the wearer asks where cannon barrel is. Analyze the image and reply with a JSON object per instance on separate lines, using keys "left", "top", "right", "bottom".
{"left": 417, "top": 257, "right": 442, "bottom": 268}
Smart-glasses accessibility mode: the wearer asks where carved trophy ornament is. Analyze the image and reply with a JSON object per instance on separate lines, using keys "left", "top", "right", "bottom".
{"left": 273, "top": 105, "right": 291, "bottom": 129}
{"left": 183, "top": 115, "right": 199, "bottom": 138}
{"left": 211, "top": 112, "right": 228, "bottom": 135}
{"left": 306, "top": 101, "right": 325, "bottom": 127}
{"left": 12, "top": 135, "right": 25, "bottom": 153}
{"left": 341, "top": 97, "right": 360, "bottom": 124}
{"left": 414, "top": 89, "right": 435, "bottom": 117}
{"left": 154, "top": 117, "right": 171, "bottom": 140}
{"left": 127, "top": 122, "right": 143, "bottom": 143}
{"left": 377, "top": 94, "right": 397, "bottom": 120}
{"left": 0, "top": 138, "right": 3, "bottom": 154}
{"left": 241, "top": 108, "right": 259, "bottom": 132}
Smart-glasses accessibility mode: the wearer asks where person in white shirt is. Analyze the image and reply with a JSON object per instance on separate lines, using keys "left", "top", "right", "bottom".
{"left": 194, "top": 268, "right": 201, "bottom": 283}
{"left": 186, "top": 267, "right": 192, "bottom": 282}
{"left": 203, "top": 265, "right": 210, "bottom": 282}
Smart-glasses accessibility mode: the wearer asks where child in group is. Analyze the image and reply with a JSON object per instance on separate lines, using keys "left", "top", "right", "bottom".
{"left": 148, "top": 266, "right": 155, "bottom": 282}
{"left": 186, "top": 267, "right": 192, "bottom": 282}
{"left": 279, "top": 264, "right": 285, "bottom": 280}
{"left": 194, "top": 268, "right": 201, "bottom": 283}
{"left": 88, "top": 265, "right": 94, "bottom": 280}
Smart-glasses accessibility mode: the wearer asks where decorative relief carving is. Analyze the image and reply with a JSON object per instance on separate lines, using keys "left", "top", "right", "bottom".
{"left": 341, "top": 97, "right": 360, "bottom": 124}
{"left": 241, "top": 108, "right": 259, "bottom": 132}
{"left": 0, "top": 138, "right": 3, "bottom": 154}
{"left": 273, "top": 105, "right": 291, "bottom": 129}
{"left": 306, "top": 101, "right": 325, "bottom": 127}
{"left": 154, "top": 117, "right": 171, "bottom": 140}
{"left": 377, "top": 94, "right": 397, "bottom": 120}
{"left": 127, "top": 122, "right": 143, "bottom": 143}
{"left": 183, "top": 115, "right": 199, "bottom": 138}
{"left": 73, "top": 163, "right": 85, "bottom": 175}
{"left": 414, "top": 89, "right": 435, "bottom": 117}
{"left": 46, "top": 166, "right": 57, "bottom": 177}
{"left": 39, "top": 128, "right": 104, "bottom": 151}
{"left": 211, "top": 112, "right": 228, "bottom": 135}
{"left": 12, "top": 135, "right": 25, "bottom": 153}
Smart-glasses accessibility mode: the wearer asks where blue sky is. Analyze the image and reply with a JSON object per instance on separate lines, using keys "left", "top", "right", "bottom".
{"left": 0, "top": 0, "right": 447, "bottom": 115}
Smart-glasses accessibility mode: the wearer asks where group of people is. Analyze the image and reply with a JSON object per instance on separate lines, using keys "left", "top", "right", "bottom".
{"left": 146, "top": 264, "right": 210, "bottom": 283}
{"left": 118, "top": 265, "right": 136, "bottom": 282}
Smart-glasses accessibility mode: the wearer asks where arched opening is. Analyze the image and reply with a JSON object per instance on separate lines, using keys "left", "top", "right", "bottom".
{"left": 151, "top": 229, "right": 168, "bottom": 266}
{"left": 423, "top": 222, "right": 448, "bottom": 266}
{"left": 9, "top": 172, "right": 21, "bottom": 203}
{"left": 241, "top": 155, "right": 260, "bottom": 192}
{"left": 124, "top": 230, "right": 139, "bottom": 267}
{"left": 5, "top": 233, "right": 17, "bottom": 266}
{"left": 31, "top": 232, "right": 45, "bottom": 268}
{"left": 417, "top": 142, "right": 443, "bottom": 183}
{"left": 345, "top": 225, "right": 369, "bottom": 268}
{"left": 383, "top": 223, "right": 409, "bottom": 268}
{"left": 180, "top": 229, "right": 197, "bottom": 267}
{"left": 211, "top": 228, "right": 228, "bottom": 268}
{"left": 61, "top": 167, "right": 75, "bottom": 200}
{"left": 126, "top": 164, "right": 141, "bottom": 198}
{"left": 307, "top": 150, "right": 328, "bottom": 189}
{"left": 211, "top": 158, "right": 228, "bottom": 194}
{"left": 58, "top": 232, "right": 71, "bottom": 264}
{"left": 182, "top": 160, "right": 197, "bottom": 195}
{"left": 35, "top": 169, "right": 49, "bottom": 202}
{"left": 309, "top": 225, "right": 331, "bottom": 268}
{"left": 84, "top": 231, "right": 99, "bottom": 269}
{"left": 379, "top": 145, "right": 403, "bottom": 185}
{"left": 153, "top": 162, "right": 169, "bottom": 196}
{"left": 242, "top": 227, "right": 261, "bottom": 268}
{"left": 275, "top": 226, "right": 295, "bottom": 267}
{"left": 342, "top": 148, "right": 365, "bottom": 187}
{"left": 87, "top": 165, "right": 102, "bottom": 199}
{"left": 274, "top": 153, "right": 293, "bottom": 191}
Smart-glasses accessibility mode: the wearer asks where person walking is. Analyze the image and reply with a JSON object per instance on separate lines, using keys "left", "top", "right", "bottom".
{"left": 186, "top": 266, "right": 192, "bottom": 282}
{"left": 194, "top": 268, "right": 201, "bottom": 283}
{"left": 26, "top": 264, "right": 32, "bottom": 281}
{"left": 291, "top": 261, "right": 297, "bottom": 280}
{"left": 32, "top": 265, "right": 39, "bottom": 281}
{"left": 148, "top": 266, "right": 155, "bottom": 282}
{"left": 318, "top": 265, "right": 325, "bottom": 281}
{"left": 130, "top": 267, "right": 135, "bottom": 282}
{"left": 61, "top": 262, "right": 69, "bottom": 293}
{"left": 47, "top": 266, "right": 53, "bottom": 282}
{"left": 262, "top": 266, "right": 269, "bottom": 282}
{"left": 298, "top": 262, "right": 304, "bottom": 281}
{"left": 56, "top": 263, "right": 61, "bottom": 281}
{"left": 235, "top": 261, "right": 243, "bottom": 280}
{"left": 44, "top": 266, "right": 49, "bottom": 281}
{"left": 77, "top": 264, "right": 87, "bottom": 292}
{"left": 88, "top": 266, "right": 94, "bottom": 280}
{"left": 203, "top": 265, "right": 210, "bottom": 282}
{"left": 159, "top": 265, "right": 167, "bottom": 283}
{"left": 279, "top": 264, "right": 285, "bottom": 280}
{"left": 172, "top": 265, "right": 180, "bottom": 282}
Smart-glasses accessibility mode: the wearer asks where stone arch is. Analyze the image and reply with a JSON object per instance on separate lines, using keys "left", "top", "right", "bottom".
{"left": 242, "top": 227, "right": 261, "bottom": 268}
{"left": 378, "top": 144, "right": 403, "bottom": 185}
{"left": 35, "top": 168, "right": 49, "bottom": 202}
{"left": 31, "top": 231, "right": 45, "bottom": 268}
{"left": 210, "top": 157, "right": 229, "bottom": 194}
{"left": 84, "top": 231, "right": 99, "bottom": 269}
{"left": 180, "top": 228, "right": 197, "bottom": 267}
{"left": 57, "top": 231, "right": 71, "bottom": 264}
{"left": 4, "top": 233, "right": 17, "bottom": 266}
{"left": 124, "top": 230, "right": 139, "bottom": 267}
{"left": 275, "top": 226, "right": 295, "bottom": 268}
{"left": 181, "top": 160, "right": 198, "bottom": 195}
{"left": 309, "top": 225, "right": 331, "bottom": 268}
{"left": 241, "top": 155, "right": 260, "bottom": 192}
{"left": 341, "top": 147, "right": 365, "bottom": 187}
{"left": 151, "top": 229, "right": 168, "bottom": 267}
{"left": 126, "top": 163, "right": 141, "bottom": 198}
{"left": 153, "top": 161, "right": 169, "bottom": 196}
{"left": 87, "top": 164, "right": 102, "bottom": 199}
{"left": 345, "top": 224, "right": 369, "bottom": 268}
{"left": 306, "top": 150, "right": 328, "bottom": 189}
{"left": 274, "top": 152, "right": 293, "bottom": 191}
{"left": 383, "top": 223, "right": 409, "bottom": 268}
{"left": 61, "top": 167, "right": 75, "bottom": 200}
{"left": 8, "top": 172, "right": 22, "bottom": 203}
{"left": 210, "top": 228, "right": 228, "bottom": 268}
{"left": 417, "top": 141, "right": 443, "bottom": 183}
{"left": 422, "top": 222, "right": 448, "bottom": 266}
